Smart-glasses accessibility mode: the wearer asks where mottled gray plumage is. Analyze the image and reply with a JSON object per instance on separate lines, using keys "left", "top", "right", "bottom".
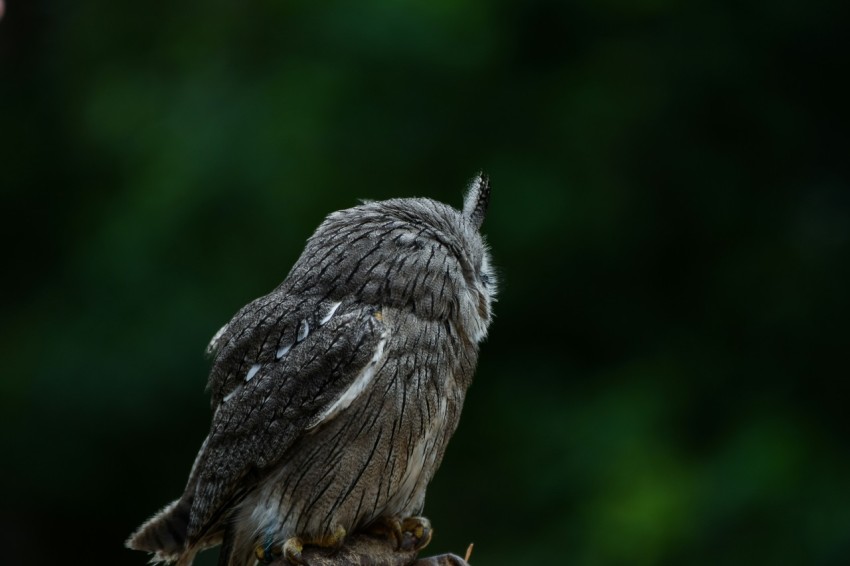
{"left": 127, "top": 174, "right": 496, "bottom": 566}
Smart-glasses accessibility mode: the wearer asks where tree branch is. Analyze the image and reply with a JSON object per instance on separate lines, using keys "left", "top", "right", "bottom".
{"left": 267, "top": 532, "right": 471, "bottom": 566}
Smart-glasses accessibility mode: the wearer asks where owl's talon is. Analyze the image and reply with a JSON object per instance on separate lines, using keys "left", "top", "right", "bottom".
{"left": 399, "top": 516, "right": 433, "bottom": 552}
{"left": 282, "top": 536, "right": 305, "bottom": 565}
{"left": 318, "top": 524, "right": 347, "bottom": 550}
{"left": 255, "top": 542, "right": 283, "bottom": 564}
{"left": 367, "top": 515, "right": 432, "bottom": 551}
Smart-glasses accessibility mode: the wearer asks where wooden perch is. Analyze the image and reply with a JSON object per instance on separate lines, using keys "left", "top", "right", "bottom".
{"left": 267, "top": 532, "right": 471, "bottom": 566}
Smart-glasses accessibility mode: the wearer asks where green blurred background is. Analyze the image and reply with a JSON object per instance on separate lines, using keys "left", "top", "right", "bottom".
{"left": 2, "top": 1, "right": 848, "bottom": 564}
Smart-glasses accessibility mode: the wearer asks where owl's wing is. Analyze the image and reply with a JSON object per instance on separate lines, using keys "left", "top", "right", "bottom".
{"left": 204, "top": 291, "right": 296, "bottom": 407}
{"left": 185, "top": 298, "right": 387, "bottom": 542}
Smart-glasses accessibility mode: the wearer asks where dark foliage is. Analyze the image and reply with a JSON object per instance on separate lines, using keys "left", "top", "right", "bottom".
{"left": 1, "top": 1, "right": 848, "bottom": 565}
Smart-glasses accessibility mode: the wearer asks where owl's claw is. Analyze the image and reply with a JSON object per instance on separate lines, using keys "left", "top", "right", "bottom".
{"left": 261, "top": 525, "right": 345, "bottom": 565}
{"left": 317, "top": 524, "right": 347, "bottom": 550}
{"left": 254, "top": 540, "right": 284, "bottom": 564}
{"left": 367, "top": 516, "right": 432, "bottom": 552}
{"left": 253, "top": 537, "right": 303, "bottom": 565}
{"left": 282, "top": 536, "right": 305, "bottom": 565}
{"left": 399, "top": 516, "right": 432, "bottom": 552}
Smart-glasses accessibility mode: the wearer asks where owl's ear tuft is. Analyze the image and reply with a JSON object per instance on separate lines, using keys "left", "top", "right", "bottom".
{"left": 462, "top": 172, "right": 490, "bottom": 230}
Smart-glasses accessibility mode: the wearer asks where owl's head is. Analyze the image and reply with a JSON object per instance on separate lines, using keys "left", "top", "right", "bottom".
{"left": 303, "top": 173, "right": 496, "bottom": 344}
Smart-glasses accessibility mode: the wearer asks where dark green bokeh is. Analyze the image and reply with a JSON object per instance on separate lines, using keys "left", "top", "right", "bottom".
{"left": 1, "top": 1, "right": 848, "bottom": 564}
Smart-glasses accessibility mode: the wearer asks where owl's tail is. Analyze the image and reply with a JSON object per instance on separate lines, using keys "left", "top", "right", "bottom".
{"left": 126, "top": 498, "right": 192, "bottom": 564}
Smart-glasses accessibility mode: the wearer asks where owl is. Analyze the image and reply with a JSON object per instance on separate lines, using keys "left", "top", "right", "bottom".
{"left": 127, "top": 174, "right": 496, "bottom": 566}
